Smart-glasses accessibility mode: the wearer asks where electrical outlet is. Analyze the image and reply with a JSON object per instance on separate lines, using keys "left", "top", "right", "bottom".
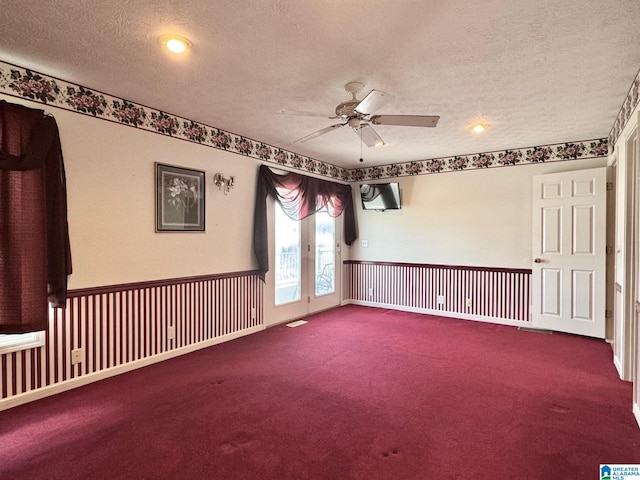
{"left": 437, "top": 295, "right": 444, "bottom": 305}
{"left": 167, "top": 325, "right": 176, "bottom": 340}
{"left": 466, "top": 298, "right": 472, "bottom": 308}
{"left": 361, "top": 239, "right": 369, "bottom": 248}
{"left": 251, "top": 307, "right": 256, "bottom": 320}
{"left": 71, "top": 348, "right": 84, "bottom": 365}
{"left": 368, "top": 287, "right": 373, "bottom": 297}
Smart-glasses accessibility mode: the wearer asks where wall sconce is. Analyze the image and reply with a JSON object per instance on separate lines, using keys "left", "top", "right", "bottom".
{"left": 213, "top": 173, "right": 235, "bottom": 195}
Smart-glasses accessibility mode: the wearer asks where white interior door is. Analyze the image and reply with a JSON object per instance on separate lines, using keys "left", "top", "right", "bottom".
{"left": 264, "top": 199, "right": 341, "bottom": 326}
{"left": 531, "top": 167, "right": 607, "bottom": 338}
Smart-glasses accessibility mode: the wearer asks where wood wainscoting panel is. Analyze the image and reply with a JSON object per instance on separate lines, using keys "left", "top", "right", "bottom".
{"left": 344, "top": 261, "right": 531, "bottom": 325}
{"left": 1, "top": 271, "right": 263, "bottom": 407}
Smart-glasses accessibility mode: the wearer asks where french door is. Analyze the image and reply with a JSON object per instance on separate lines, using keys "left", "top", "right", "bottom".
{"left": 264, "top": 199, "right": 342, "bottom": 326}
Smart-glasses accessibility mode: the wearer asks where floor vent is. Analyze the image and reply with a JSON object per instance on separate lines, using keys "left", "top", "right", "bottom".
{"left": 518, "top": 326, "right": 553, "bottom": 334}
{"left": 286, "top": 320, "right": 308, "bottom": 328}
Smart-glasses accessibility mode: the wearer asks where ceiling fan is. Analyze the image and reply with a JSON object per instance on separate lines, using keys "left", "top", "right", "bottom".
{"left": 278, "top": 81, "right": 440, "bottom": 148}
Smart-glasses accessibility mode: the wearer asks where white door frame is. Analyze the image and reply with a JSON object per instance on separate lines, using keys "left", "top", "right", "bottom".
{"left": 630, "top": 111, "right": 640, "bottom": 425}
{"left": 613, "top": 116, "right": 639, "bottom": 383}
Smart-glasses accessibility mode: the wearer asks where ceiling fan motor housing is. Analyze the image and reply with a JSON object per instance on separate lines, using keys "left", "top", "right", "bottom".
{"left": 347, "top": 118, "right": 361, "bottom": 129}
{"left": 335, "top": 100, "right": 360, "bottom": 118}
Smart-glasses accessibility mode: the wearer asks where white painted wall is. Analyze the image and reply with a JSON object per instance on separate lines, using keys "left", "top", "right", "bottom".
{"left": 352, "top": 157, "right": 608, "bottom": 268}
{"left": 1, "top": 93, "right": 260, "bottom": 289}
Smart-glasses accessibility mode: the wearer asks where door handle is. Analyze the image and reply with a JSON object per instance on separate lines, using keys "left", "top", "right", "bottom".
{"left": 534, "top": 258, "right": 543, "bottom": 263}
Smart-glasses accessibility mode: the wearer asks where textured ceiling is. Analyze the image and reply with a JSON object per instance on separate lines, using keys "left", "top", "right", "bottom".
{"left": 1, "top": 0, "right": 639, "bottom": 168}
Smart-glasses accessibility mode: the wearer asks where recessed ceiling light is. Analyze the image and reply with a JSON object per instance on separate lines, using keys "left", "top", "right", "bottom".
{"left": 472, "top": 123, "right": 487, "bottom": 134}
{"left": 159, "top": 34, "right": 192, "bottom": 54}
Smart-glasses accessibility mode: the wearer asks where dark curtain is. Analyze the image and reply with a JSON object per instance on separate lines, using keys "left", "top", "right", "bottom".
{"left": 253, "top": 164, "right": 356, "bottom": 279}
{"left": 0, "top": 100, "right": 72, "bottom": 333}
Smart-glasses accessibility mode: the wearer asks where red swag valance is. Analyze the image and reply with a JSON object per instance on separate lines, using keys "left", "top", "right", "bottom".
{"left": 253, "top": 165, "right": 356, "bottom": 279}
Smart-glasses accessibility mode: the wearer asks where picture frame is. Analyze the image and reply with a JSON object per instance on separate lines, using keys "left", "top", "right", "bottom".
{"left": 156, "top": 163, "right": 205, "bottom": 232}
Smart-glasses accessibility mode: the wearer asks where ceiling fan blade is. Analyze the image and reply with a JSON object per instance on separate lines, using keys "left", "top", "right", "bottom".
{"left": 354, "top": 123, "right": 385, "bottom": 147}
{"left": 354, "top": 90, "right": 394, "bottom": 115}
{"left": 370, "top": 114, "right": 440, "bottom": 127}
{"left": 294, "top": 123, "right": 345, "bottom": 143}
{"left": 277, "top": 108, "right": 336, "bottom": 119}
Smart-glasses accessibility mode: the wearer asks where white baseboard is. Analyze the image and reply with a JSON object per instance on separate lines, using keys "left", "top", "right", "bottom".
{"left": 613, "top": 353, "right": 635, "bottom": 382}
{"left": 0, "top": 325, "right": 264, "bottom": 412}
{"left": 344, "top": 300, "right": 530, "bottom": 329}
{"left": 614, "top": 354, "right": 625, "bottom": 380}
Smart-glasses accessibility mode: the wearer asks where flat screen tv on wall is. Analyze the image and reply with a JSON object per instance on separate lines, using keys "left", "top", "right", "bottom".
{"left": 360, "top": 183, "right": 401, "bottom": 211}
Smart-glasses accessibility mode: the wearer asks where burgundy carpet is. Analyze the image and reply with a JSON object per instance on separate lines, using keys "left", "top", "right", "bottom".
{"left": 1, "top": 305, "right": 639, "bottom": 479}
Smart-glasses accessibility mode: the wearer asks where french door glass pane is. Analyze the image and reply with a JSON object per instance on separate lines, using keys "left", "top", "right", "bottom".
{"left": 315, "top": 211, "right": 335, "bottom": 296}
{"left": 275, "top": 203, "right": 301, "bottom": 305}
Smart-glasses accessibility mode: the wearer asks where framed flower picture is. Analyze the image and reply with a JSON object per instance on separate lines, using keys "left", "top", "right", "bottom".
{"left": 156, "top": 163, "right": 205, "bottom": 232}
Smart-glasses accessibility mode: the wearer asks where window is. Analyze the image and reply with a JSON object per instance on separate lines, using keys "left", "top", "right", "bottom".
{"left": 0, "top": 332, "right": 45, "bottom": 354}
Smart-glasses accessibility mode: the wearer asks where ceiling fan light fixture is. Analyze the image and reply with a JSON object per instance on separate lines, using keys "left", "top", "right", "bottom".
{"left": 159, "top": 34, "right": 192, "bottom": 54}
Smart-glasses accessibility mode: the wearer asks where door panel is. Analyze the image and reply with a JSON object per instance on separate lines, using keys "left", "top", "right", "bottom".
{"left": 572, "top": 205, "right": 594, "bottom": 254}
{"left": 542, "top": 181, "right": 562, "bottom": 199}
{"left": 541, "top": 269, "right": 561, "bottom": 316}
{"left": 571, "top": 270, "right": 593, "bottom": 320}
{"left": 309, "top": 211, "right": 341, "bottom": 314}
{"left": 314, "top": 212, "right": 335, "bottom": 297}
{"left": 274, "top": 204, "right": 302, "bottom": 306}
{"left": 532, "top": 167, "right": 607, "bottom": 338}
{"left": 573, "top": 177, "right": 595, "bottom": 196}
{"left": 542, "top": 207, "right": 562, "bottom": 254}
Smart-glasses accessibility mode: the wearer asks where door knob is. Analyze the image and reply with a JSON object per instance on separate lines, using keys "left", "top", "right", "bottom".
{"left": 534, "top": 258, "right": 543, "bottom": 263}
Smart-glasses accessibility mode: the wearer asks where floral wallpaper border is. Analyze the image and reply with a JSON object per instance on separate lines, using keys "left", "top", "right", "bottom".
{"left": 0, "top": 60, "right": 609, "bottom": 182}
{"left": 609, "top": 67, "right": 640, "bottom": 149}
{"left": 349, "top": 138, "right": 608, "bottom": 181}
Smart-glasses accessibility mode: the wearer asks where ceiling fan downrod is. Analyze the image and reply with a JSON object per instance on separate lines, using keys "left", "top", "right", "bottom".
{"left": 359, "top": 125, "right": 364, "bottom": 163}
